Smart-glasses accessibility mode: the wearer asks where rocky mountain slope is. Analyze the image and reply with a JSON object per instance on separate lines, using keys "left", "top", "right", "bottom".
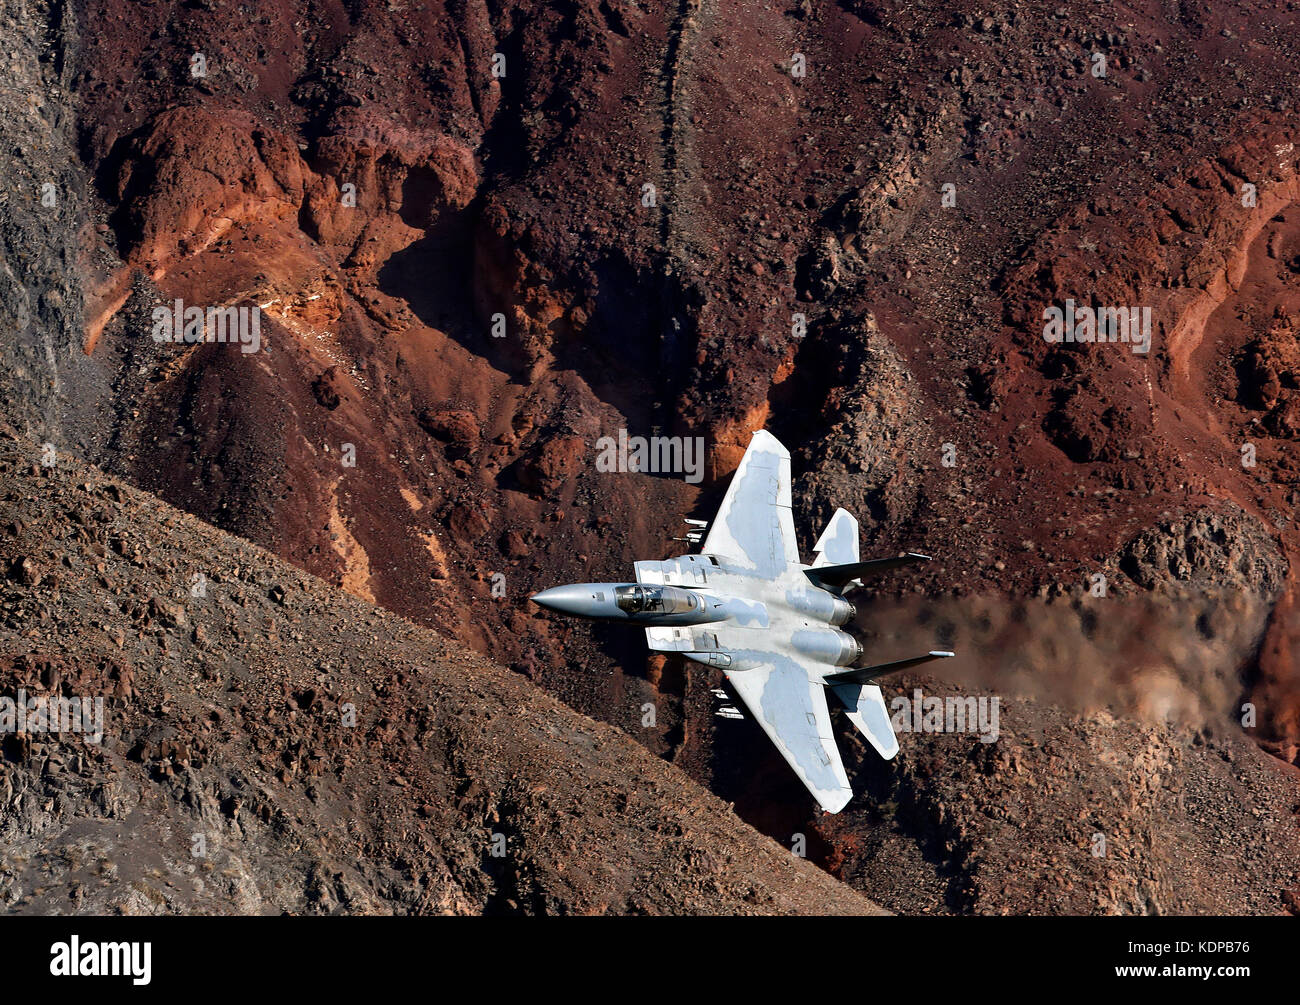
{"left": 0, "top": 425, "right": 881, "bottom": 914}
{"left": 3, "top": 0, "right": 1300, "bottom": 912}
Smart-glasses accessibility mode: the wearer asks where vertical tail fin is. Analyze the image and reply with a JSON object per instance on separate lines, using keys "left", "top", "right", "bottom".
{"left": 830, "top": 682, "right": 899, "bottom": 760}
{"left": 811, "top": 507, "right": 859, "bottom": 568}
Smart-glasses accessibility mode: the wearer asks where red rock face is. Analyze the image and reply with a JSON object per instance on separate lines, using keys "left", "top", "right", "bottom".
{"left": 76, "top": 0, "right": 706, "bottom": 725}
{"left": 59, "top": 0, "right": 1300, "bottom": 908}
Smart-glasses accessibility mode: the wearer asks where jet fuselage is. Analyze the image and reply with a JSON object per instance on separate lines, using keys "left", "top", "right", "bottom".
{"left": 531, "top": 553, "right": 861, "bottom": 672}
{"left": 526, "top": 428, "right": 949, "bottom": 813}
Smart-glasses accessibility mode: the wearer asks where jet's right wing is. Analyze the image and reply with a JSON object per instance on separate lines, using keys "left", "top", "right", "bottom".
{"left": 701, "top": 430, "right": 802, "bottom": 579}
{"left": 723, "top": 655, "right": 854, "bottom": 813}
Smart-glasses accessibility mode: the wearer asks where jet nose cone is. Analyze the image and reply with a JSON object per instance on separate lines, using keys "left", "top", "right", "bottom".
{"left": 530, "top": 584, "right": 615, "bottom": 618}
{"left": 529, "top": 586, "right": 570, "bottom": 612}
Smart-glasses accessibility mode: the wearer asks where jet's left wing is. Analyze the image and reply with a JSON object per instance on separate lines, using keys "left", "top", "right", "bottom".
{"left": 723, "top": 655, "right": 854, "bottom": 813}
{"left": 701, "top": 430, "right": 801, "bottom": 578}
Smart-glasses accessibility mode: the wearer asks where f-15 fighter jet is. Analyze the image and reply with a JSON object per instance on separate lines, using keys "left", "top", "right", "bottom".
{"left": 531, "top": 429, "right": 952, "bottom": 813}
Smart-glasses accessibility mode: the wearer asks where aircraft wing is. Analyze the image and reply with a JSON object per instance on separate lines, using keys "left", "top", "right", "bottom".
{"left": 724, "top": 654, "right": 854, "bottom": 813}
{"left": 701, "top": 430, "right": 801, "bottom": 578}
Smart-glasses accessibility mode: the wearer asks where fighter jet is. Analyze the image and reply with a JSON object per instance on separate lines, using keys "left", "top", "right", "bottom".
{"left": 531, "top": 429, "right": 953, "bottom": 813}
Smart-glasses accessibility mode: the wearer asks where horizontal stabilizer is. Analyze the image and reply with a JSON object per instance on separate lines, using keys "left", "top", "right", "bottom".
{"left": 803, "top": 552, "right": 931, "bottom": 594}
{"left": 824, "top": 650, "right": 954, "bottom": 686}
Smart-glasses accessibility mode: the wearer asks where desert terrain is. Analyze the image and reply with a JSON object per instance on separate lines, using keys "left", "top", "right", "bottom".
{"left": 1, "top": 0, "right": 1299, "bottom": 913}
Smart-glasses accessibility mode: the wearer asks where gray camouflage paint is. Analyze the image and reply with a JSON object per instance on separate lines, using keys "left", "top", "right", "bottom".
{"left": 535, "top": 430, "right": 905, "bottom": 814}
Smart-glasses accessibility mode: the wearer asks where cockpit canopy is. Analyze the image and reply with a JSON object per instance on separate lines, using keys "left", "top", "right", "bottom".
{"left": 614, "top": 584, "right": 701, "bottom": 615}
